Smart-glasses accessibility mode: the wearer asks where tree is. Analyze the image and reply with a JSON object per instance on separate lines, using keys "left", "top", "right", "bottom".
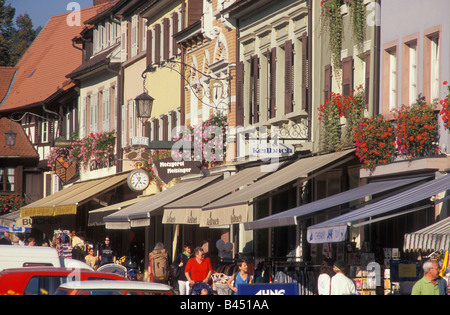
{"left": 0, "top": 0, "right": 37, "bottom": 66}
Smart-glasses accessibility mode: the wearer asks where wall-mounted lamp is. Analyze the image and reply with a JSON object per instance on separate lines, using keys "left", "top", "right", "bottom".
{"left": 135, "top": 92, "right": 154, "bottom": 119}
{"left": 4, "top": 130, "right": 17, "bottom": 146}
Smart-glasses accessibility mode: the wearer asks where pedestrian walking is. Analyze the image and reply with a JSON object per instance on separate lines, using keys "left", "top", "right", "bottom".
{"left": 412, "top": 260, "right": 447, "bottom": 295}
{"left": 173, "top": 242, "right": 193, "bottom": 295}
{"left": 330, "top": 261, "right": 356, "bottom": 295}
{"left": 148, "top": 242, "right": 171, "bottom": 284}
{"left": 98, "top": 237, "right": 117, "bottom": 267}
{"left": 227, "top": 259, "right": 253, "bottom": 295}
{"left": 317, "top": 258, "right": 335, "bottom": 295}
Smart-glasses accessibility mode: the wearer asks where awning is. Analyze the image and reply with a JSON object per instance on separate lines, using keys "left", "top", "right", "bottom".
{"left": 20, "top": 172, "right": 130, "bottom": 217}
{"left": 201, "top": 150, "right": 355, "bottom": 226}
{"left": 0, "top": 211, "right": 21, "bottom": 229}
{"left": 163, "top": 166, "right": 269, "bottom": 225}
{"left": 103, "top": 174, "right": 221, "bottom": 230}
{"left": 244, "top": 176, "right": 429, "bottom": 230}
{"left": 88, "top": 195, "right": 152, "bottom": 227}
{"left": 404, "top": 215, "right": 450, "bottom": 252}
{"left": 307, "top": 174, "right": 450, "bottom": 244}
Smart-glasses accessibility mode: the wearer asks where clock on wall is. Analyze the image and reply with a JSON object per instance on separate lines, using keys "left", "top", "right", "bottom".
{"left": 127, "top": 169, "right": 150, "bottom": 192}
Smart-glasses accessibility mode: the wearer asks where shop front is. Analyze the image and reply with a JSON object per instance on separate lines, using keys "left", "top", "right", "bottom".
{"left": 305, "top": 174, "right": 450, "bottom": 294}
{"left": 103, "top": 173, "right": 222, "bottom": 276}
{"left": 18, "top": 171, "right": 136, "bottom": 258}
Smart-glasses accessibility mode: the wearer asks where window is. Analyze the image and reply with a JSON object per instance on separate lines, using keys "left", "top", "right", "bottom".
{"left": 389, "top": 49, "right": 397, "bottom": 111}
{"left": 24, "top": 276, "right": 66, "bottom": 295}
{"left": 430, "top": 36, "right": 440, "bottom": 101}
{"left": 408, "top": 43, "right": 418, "bottom": 104}
{"left": 0, "top": 168, "right": 15, "bottom": 192}
{"left": 102, "top": 88, "right": 110, "bottom": 132}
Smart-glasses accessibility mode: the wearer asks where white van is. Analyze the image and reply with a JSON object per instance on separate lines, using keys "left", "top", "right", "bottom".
{"left": 0, "top": 245, "right": 93, "bottom": 271}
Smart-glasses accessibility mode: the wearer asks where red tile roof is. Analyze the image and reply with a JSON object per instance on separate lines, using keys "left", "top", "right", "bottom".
{"left": 0, "top": 67, "right": 17, "bottom": 105}
{"left": 0, "top": 117, "right": 39, "bottom": 158}
{"left": 0, "top": 4, "right": 109, "bottom": 112}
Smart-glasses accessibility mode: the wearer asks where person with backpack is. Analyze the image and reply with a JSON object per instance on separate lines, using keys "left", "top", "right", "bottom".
{"left": 227, "top": 259, "right": 252, "bottom": 295}
{"left": 147, "top": 242, "right": 171, "bottom": 284}
{"left": 173, "top": 242, "right": 193, "bottom": 295}
{"left": 185, "top": 247, "right": 212, "bottom": 286}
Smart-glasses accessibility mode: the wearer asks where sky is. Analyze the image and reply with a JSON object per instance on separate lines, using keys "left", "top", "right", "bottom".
{"left": 7, "top": 0, "right": 95, "bottom": 28}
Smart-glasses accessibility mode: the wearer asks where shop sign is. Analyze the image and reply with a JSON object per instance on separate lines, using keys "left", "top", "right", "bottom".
{"left": 307, "top": 225, "right": 347, "bottom": 244}
{"left": 238, "top": 283, "right": 298, "bottom": 295}
{"left": 249, "top": 143, "right": 294, "bottom": 159}
{"left": 55, "top": 156, "right": 78, "bottom": 184}
{"left": 154, "top": 157, "right": 202, "bottom": 184}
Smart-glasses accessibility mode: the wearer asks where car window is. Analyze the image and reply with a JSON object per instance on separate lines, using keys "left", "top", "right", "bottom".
{"left": 80, "top": 290, "right": 123, "bottom": 295}
{"left": 24, "top": 276, "right": 67, "bottom": 295}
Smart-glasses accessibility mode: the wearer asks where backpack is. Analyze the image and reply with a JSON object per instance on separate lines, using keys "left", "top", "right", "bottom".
{"left": 150, "top": 249, "right": 169, "bottom": 281}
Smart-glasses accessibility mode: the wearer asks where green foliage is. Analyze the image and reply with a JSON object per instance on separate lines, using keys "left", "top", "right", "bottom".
{"left": 349, "top": 0, "right": 366, "bottom": 55}
{"left": 0, "top": 0, "right": 37, "bottom": 66}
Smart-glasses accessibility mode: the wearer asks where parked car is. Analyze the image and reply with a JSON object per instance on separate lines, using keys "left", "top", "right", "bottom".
{"left": 54, "top": 280, "right": 176, "bottom": 295}
{"left": 0, "top": 245, "right": 93, "bottom": 271}
{"left": 0, "top": 267, "right": 125, "bottom": 295}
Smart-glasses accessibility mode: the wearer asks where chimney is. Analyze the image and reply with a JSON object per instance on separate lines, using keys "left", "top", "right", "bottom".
{"left": 93, "top": 0, "right": 113, "bottom": 5}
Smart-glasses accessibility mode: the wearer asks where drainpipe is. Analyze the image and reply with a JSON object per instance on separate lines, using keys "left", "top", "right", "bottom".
{"left": 180, "top": 0, "right": 186, "bottom": 124}
{"left": 373, "top": 0, "right": 381, "bottom": 117}
{"left": 105, "top": 58, "right": 123, "bottom": 173}
{"left": 307, "top": 0, "right": 312, "bottom": 141}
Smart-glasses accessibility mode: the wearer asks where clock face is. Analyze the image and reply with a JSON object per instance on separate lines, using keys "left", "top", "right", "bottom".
{"left": 128, "top": 170, "right": 150, "bottom": 192}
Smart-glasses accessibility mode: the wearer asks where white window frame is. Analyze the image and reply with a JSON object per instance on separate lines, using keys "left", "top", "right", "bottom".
{"left": 389, "top": 50, "right": 397, "bottom": 111}
{"left": 408, "top": 43, "right": 417, "bottom": 105}
{"left": 430, "top": 36, "right": 440, "bottom": 101}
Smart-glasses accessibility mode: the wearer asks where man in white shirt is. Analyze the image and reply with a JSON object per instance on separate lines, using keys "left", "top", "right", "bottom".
{"left": 331, "top": 261, "right": 356, "bottom": 295}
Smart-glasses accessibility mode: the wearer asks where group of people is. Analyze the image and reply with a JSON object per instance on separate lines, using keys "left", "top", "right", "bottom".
{"left": 318, "top": 258, "right": 449, "bottom": 295}
{"left": 171, "top": 242, "right": 252, "bottom": 295}
{"left": 318, "top": 259, "right": 357, "bottom": 295}
{"left": 0, "top": 231, "right": 35, "bottom": 246}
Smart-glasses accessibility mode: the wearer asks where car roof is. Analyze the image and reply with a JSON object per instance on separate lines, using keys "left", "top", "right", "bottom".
{"left": 0, "top": 245, "right": 59, "bottom": 256}
{"left": 58, "top": 280, "right": 173, "bottom": 291}
{"left": 0, "top": 267, "right": 111, "bottom": 274}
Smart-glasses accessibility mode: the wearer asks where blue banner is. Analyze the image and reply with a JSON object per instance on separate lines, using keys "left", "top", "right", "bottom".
{"left": 238, "top": 283, "right": 298, "bottom": 295}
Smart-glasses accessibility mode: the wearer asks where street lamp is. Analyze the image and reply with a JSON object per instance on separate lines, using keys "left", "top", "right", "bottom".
{"left": 4, "top": 130, "right": 17, "bottom": 146}
{"left": 135, "top": 92, "right": 154, "bottom": 119}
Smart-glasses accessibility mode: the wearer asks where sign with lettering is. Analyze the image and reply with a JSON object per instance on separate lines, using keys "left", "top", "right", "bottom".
{"left": 154, "top": 157, "right": 202, "bottom": 184}
{"left": 162, "top": 209, "right": 202, "bottom": 225}
{"left": 200, "top": 205, "right": 248, "bottom": 227}
{"left": 307, "top": 225, "right": 347, "bottom": 244}
{"left": 238, "top": 283, "right": 298, "bottom": 295}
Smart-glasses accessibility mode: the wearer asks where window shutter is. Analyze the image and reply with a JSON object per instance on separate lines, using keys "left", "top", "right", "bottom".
{"left": 285, "top": 40, "right": 293, "bottom": 114}
{"left": 270, "top": 47, "right": 277, "bottom": 119}
{"left": 324, "top": 64, "right": 332, "bottom": 102}
{"left": 154, "top": 24, "right": 161, "bottom": 64}
{"left": 172, "top": 12, "right": 179, "bottom": 57}
{"left": 153, "top": 118, "right": 159, "bottom": 141}
{"left": 250, "top": 55, "right": 260, "bottom": 124}
{"left": 236, "top": 61, "right": 244, "bottom": 126}
{"left": 120, "top": 21, "right": 128, "bottom": 62}
{"left": 301, "top": 33, "right": 309, "bottom": 111}
{"left": 162, "top": 114, "right": 169, "bottom": 140}
{"left": 163, "top": 18, "right": 170, "bottom": 61}
{"left": 147, "top": 29, "right": 153, "bottom": 66}
{"left": 342, "top": 56, "right": 354, "bottom": 97}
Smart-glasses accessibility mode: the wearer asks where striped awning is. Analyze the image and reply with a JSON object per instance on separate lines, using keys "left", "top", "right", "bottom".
{"left": 308, "top": 174, "right": 450, "bottom": 244}
{"left": 404, "top": 215, "right": 450, "bottom": 252}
